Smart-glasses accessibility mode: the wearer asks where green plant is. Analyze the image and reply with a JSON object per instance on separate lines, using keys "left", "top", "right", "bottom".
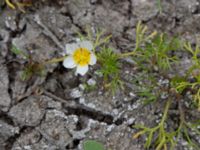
{"left": 95, "top": 22, "right": 156, "bottom": 93}
{"left": 11, "top": 45, "right": 29, "bottom": 59}
{"left": 77, "top": 27, "right": 112, "bottom": 51}
{"left": 11, "top": 45, "right": 45, "bottom": 80}
{"left": 5, "top": 0, "right": 15, "bottom": 9}
{"left": 184, "top": 42, "right": 200, "bottom": 77}
{"left": 172, "top": 42, "right": 200, "bottom": 110}
{"left": 119, "top": 22, "right": 179, "bottom": 72}
{"left": 83, "top": 83, "right": 97, "bottom": 92}
{"left": 138, "top": 88, "right": 158, "bottom": 105}
{"left": 97, "top": 47, "right": 123, "bottom": 93}
{"left": 176, "top": 103, "right": 200, "bottom": 150}
{"left": 133, "top": 100, "right": 200, "bottom": 150}
{"left": 133, "top": 100, "right": 177, "bottom": 150}
{"left": 135, "top": 34, "right": 180, "bottom": 71}
{"left": 174, "top": 80, "right": 200, "bottom": 109}
{"left": 83, "top": 140, "right": 105, "bottom": 150}
{"left": 132, "top": 71, "right": 159, "bottom": 105}
{"left": 120, "top": 21, "right": 157, "bottom": 58}
{"left": 157, "top": 0, "right": 162, "bottom": 13}
{"left": 5, "top": 0, "right": 31, "bottom": 12}
{"left": 179, "top": 122, "right": 200, "bottom": 149}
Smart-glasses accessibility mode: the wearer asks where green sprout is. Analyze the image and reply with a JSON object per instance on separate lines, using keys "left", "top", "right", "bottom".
{"left": 11, "top": 45, "right": 29, "bottom": 59}
{"left": 133, "top": 99, "right": 200, "bottom": 150}
{"left": 77, "top": 27, "right": 112, "bottom": 51}
{"left": 5, "top": 0, "right": 15, "bottom": 9}
{"left": 83, "top": 83, "right": 97, "bottom": 92}
{"left": 11, "top": 45, "right": 45, "bottom": 81}
{"left": 174, "top": 80, "right": 200, "bottom": 110}
{"left": 132, "top": 71, "right": 159, "bottom": 105}
{"left": 172, "top": 42, "right": 200, "bottom": 110}
{"left": 20, "top": 62, "right": 45, "bottom": 81}
{"left": 120, "top": 21, "right": 157, "bottom": 58}
{"left": 97, "top": 47, "right": 123, "bottom": 93}
{"left": 177, "top": 103, "right": 200, "bottom": 150}
{"left": 184, "top": 42, "right": 200, "bottom": 77}
{"left": 138, "top": 88, "right": 158, "bottom": 105}
{"left": 119, "top": 22, "right": 180, "bottom": 72}
{"left": 117, "top": 21, "right": 180, "bottom": 72}
{"left": 134, "top": 34, "right": 180, "bottom": 72}
{"left": 133, "top": 100, "right": 177, "bottom": 150}
{"left": 157, "top": 0, "right": 162, "bottom": 13}
{"left": 5, "top": 0, "right": 32, "bottom": 12}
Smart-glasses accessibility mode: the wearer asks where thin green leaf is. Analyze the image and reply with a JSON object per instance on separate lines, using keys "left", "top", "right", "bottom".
{"left": 83, "top": 140, "right": 105, "bottom": 150}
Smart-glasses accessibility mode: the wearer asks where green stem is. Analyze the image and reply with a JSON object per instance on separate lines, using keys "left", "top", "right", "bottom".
{"left": 119, "top": 51, "right": 137, "bottom": 58}
{"left": 5, "top": 0, "right": 16, "bottom": 9}
{"left": 161, "top": 99, "right": 171, "bottom": 124}
{"left": 42, "top": 56, "right": 67, "bottom": 65}
{"left": 118, "top": 46, "right": 141, "bottom": 58}
{"left": 157, "top": 0, "right": 162, "bottom": 14}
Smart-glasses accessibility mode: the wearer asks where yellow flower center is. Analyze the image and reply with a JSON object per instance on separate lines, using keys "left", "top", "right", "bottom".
{"left": 73, "top": 48, "right": 91, "bottom": 66}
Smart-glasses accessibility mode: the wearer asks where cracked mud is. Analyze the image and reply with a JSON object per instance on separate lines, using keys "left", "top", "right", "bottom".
{"left": 1, "top": 0, "right": 200, "bottom": 150}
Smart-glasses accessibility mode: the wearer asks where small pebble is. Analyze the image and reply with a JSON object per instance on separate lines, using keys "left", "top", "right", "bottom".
{"left": 70, "top": 88, "right": 82, "bottom": 98}
{"left": 127, "top": 118, "right": 135, "bottom": 125}
{"left": 129, "top": 92, "right": 136, "bottom": 98}
{"left": 87, "top": 78, "right": 96, "bottom": 86}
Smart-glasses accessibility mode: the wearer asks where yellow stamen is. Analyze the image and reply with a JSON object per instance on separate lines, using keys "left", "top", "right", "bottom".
{"left": 73, "top": 48, "right": 91, "bottom": 66}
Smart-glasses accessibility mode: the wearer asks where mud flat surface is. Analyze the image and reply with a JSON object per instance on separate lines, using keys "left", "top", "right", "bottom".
{"left": 0, "top": 0, "right": 200, "bottom": 150}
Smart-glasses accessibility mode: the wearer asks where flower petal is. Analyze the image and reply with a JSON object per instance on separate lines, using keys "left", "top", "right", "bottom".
{"left": 63, "top": 56, "right": 76, "bottom": 68}
{"left": 76, "top": 65, "right": 89, "bottom": 76}
{"left": 79, "top": 41, "right": 93, "bottom": 51}
{"left": 65, "top": 43, "right": 79, "bottom": 54}
{"left": 89, "top": 53, "right": 97, "bottom": 65}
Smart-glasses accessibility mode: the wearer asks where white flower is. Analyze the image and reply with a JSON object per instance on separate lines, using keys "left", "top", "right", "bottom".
{"left": 63, "top": 41, "right": 97, "bottom": 76}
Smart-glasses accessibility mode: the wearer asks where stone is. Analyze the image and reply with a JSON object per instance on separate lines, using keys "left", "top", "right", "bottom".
{"left": 0, "top": 120, "right": 19, "bottom": 147}
{"left": 0, "top": 64, "right": 11, "bottom": 112}
{"left": 11, "top": 129, "right": 58, "bottom": 150}
{"left": 70, "top": 88, "right": 82, "bottom": 98}
{"left": 131, "top": 0, "right": 158, "bottom": 21}
{"left": 38, "top": 110, "right": 78, "bottom": 149}
{"left": 8, "top": 96, "right": 47, "bottom": 126}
